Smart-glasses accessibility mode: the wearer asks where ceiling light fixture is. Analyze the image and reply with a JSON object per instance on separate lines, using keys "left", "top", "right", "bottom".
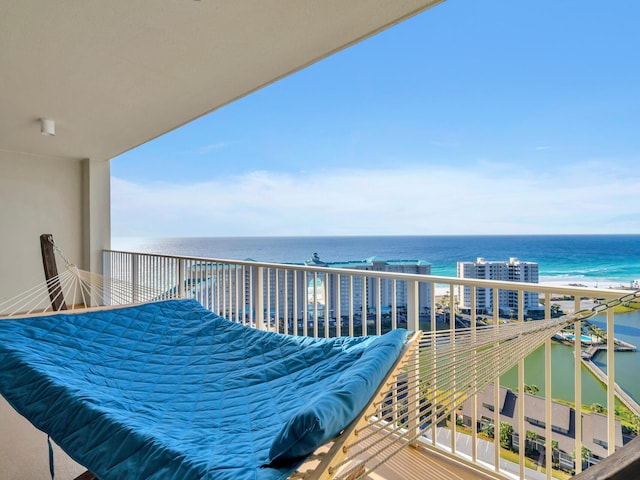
{"left": 40, "top": 118, "right": 55, "bottom": 136}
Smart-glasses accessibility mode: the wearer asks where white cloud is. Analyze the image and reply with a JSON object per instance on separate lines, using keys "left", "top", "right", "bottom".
{"left": 111, "top": 161, "right": 640, "bottom": 237}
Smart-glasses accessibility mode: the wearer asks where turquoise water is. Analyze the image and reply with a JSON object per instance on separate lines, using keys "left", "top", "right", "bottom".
{"left": 500, "top": 342, "right": 608, "bottom": 406}
{"left": 113, "top": 234, "right": 640, "bottom": 287}
{"left": 566, "top": 334, "right": 594, "bottom": 343}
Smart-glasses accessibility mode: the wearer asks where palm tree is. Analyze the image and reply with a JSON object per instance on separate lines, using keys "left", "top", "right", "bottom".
{"left": 526, "top": 430, "right": 538, "bottom": 453}
{"left": 500, "top": 422, "right": 513, "bottom": 450}
{"left": 480, "top": 421, "right": 494, "bottom": 439}
{"left": 572, "top": 446, "right": 592, "bottom": 469}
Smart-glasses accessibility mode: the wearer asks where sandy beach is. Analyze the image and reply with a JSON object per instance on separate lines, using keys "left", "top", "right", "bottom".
{"left": 434, "top": 280, "right": 634, "bottom": 315}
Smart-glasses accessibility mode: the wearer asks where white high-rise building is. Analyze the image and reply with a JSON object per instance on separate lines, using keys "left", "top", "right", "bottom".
{"left": 301, "top": 253, "right": 432, "bottom": 317}
{"left": 457, "top": 257, "right": 539, "bottom": 315}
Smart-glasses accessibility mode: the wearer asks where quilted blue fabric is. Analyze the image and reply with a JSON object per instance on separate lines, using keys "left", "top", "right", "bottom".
{"left": 0, "top": 299, "right": 407, "bottom": 480}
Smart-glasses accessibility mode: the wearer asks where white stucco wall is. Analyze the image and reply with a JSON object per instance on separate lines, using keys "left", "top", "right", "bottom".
{"left": 0, "top": 151, "right": 110, "bottom": 300}
{"left": 0, "top": 150, "right": 110, "bottom": 478}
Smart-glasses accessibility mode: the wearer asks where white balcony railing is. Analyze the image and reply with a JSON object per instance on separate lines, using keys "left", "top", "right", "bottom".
{"left": 104, "top": 249, "right": 637, "bottom": 479}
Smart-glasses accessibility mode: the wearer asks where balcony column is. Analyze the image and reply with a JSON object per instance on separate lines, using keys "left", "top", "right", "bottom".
{"left": 81, "top": 158, "right": 110, "bottom": 275}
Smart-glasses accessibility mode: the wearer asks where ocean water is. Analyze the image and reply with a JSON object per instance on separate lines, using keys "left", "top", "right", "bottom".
{"left": 113, "top": 234, "right": 640, "bottom": 287}
{"left": 112, "top": 234, "right": 640, "bottom": 404}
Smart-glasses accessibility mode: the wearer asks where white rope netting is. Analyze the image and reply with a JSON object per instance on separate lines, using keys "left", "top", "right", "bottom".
{"left": 0, "top": 264, "right": 176, "bottom": 318}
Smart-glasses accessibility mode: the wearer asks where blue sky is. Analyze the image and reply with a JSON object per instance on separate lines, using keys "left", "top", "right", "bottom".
{"left": 112, "top": 0, "right": 640, "bottom": 237}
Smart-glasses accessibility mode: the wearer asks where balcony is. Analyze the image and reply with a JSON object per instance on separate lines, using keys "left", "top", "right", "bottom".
{"left": 102, "top": 249, "right": 639, "bottom": 479}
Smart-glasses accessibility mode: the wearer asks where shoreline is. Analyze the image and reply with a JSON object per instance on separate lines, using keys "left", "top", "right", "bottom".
{"left": 434, "top": 279, "right": 636, "bottom": 304}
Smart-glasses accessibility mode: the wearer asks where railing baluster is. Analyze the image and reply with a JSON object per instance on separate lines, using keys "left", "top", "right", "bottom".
{"left": 254, "top": 266, "right": 264, "bottom": 330}
{"left": 471, "top": 285, "right": 477, "bottom": 463}
{"left": 248, "top": 266, "right": 253, "bottom": 326}
{"left": 215, "top": 263, "right": 220, "bottom": 316}
{"left": 227, "top": 263, "right": 233, "bottom": 319}
{"left": 283, "top": 270, "right": 289, "bottom": 334}
{"left": 292, "top": 271, "right": 298, "bottom": 336}
{"left": 391, "top": 279, "right": 397, "bottom": 331}
{"left": 324, "top": 273, "right": 330, "bottom": 338}
{"left": 266, "top": 268, "right": 271, "bottom": 332}
{"left": 275, "top": 269, "right": 280, "bottom": 334}
{"left": 430, "top": 280, "right": 437, "bottom": 446}
{"left": 302, "top": 271, "right": 308, "bottom": 337}
{"left": 607, "top": 306, "right": 615, "bottom": 456}
{"left": 518, "top": 288, "right": 525, "bottom": 479}
{"left": 131, "top": 253, "right": 139, "bottom": 304}
{"left": 348, "top": 276, "right": 354, "bottom": 337}
{"left": 493, "top": 287, "right": 500, "bottom": 474}
{"left": 407, "top": 278, "right": 419, "bottom": 447}
{"left": 545, "top": 312, "right": 553, "bottom": 480}
{"left": 335, "top": 274, "right": 341, "bottom": 337}
{"left": 313, "top": 272, "right": 318, "bottom": 338}
{"left": 376, "top": 278, "right": 382, "bottom": 336}
{"left": 449, "top": 283, "right": 456, "bottom": 455}
{"left": 518, "top": 356, "right": 525, "bottom": 479}
{"left": 574, "top": 295, "right": 582, "bottom": 474}
{"left": 361, "top": 276, "right": 367, "bottom": 337}
{"left": 241, "top": 265, "right": 247, "bottom": 325}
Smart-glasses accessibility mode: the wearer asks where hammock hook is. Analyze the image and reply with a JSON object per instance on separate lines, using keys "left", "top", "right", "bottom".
{"left": 46, "top": 234, "right": 73, "bottom": 268}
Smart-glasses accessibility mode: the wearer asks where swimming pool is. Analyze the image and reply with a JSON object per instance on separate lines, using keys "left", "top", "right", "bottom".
{"left": 565, "top": 334, "right": 593, "bottom": 343}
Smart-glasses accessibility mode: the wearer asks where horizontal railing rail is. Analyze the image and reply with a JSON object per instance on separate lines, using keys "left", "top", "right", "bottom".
{"left": 103, "top": 249, "right": 637, "bottom": 480}
{"left": 104, "top": 250, "right": 629, "bottom": 299}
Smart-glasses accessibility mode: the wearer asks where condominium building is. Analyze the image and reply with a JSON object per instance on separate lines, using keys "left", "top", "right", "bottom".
{"left": 302, "top": 253, "right": 432, "bottom": 317}
{"left": 194, "top": 254, "right": 431, "bottom": 322}
{"left": 460, "top": 385, "right": 625, "bottom": 470}
{"left": 457, "top": 257, "right": 540, "bottom": 315}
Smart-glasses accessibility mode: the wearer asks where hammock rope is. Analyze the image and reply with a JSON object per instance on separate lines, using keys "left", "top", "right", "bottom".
{"left": 0, "top": 264, "right": 177, "bottom": 318}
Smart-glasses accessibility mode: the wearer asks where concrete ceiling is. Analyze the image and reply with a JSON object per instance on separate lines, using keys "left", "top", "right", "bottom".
{"left": 0, "top": 0, "right": 444, "bottom": 162}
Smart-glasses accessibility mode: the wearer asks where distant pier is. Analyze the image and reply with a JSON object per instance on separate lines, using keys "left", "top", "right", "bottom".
{"left": 581, "top": 339, "right": 637, "bottom": 361}
{"left": 581, "top": 357, "right": 640, "bottom": 416}
{"left": 553, "top": 333, "right": 640, "bottom": 415}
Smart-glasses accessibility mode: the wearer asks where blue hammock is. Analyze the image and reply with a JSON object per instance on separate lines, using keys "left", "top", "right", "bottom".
{"left": 0, "top": 299, "right": 407, "bottom": 480}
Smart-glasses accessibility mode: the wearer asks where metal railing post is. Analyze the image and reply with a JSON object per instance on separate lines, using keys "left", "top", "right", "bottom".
{"left": 407, "top": 279, "right": 420, "bottom": 447}
{"left": 574, "top": 296, "right": 582, "bottom": 474}
{"left": 177, "top": 258, "right": 185, "bottom": 299}
{"left": 102, "top": 250, "right": 111, "bottom": 306}
{"left": 254, "top": 266, "right": 265, "bottom": 330}
{"left": 407, "top": 279, "right": 419, "bottom": 332}
{"left": 131, "top": 253, "right": 139, "bottom": 304}
{"left": 607, "top": 307, "right": 615, "bottom": 456}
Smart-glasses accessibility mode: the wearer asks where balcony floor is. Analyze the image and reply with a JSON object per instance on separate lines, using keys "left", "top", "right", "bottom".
{"left": 368, "top": 443, "right": 495, "bottom": 480}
